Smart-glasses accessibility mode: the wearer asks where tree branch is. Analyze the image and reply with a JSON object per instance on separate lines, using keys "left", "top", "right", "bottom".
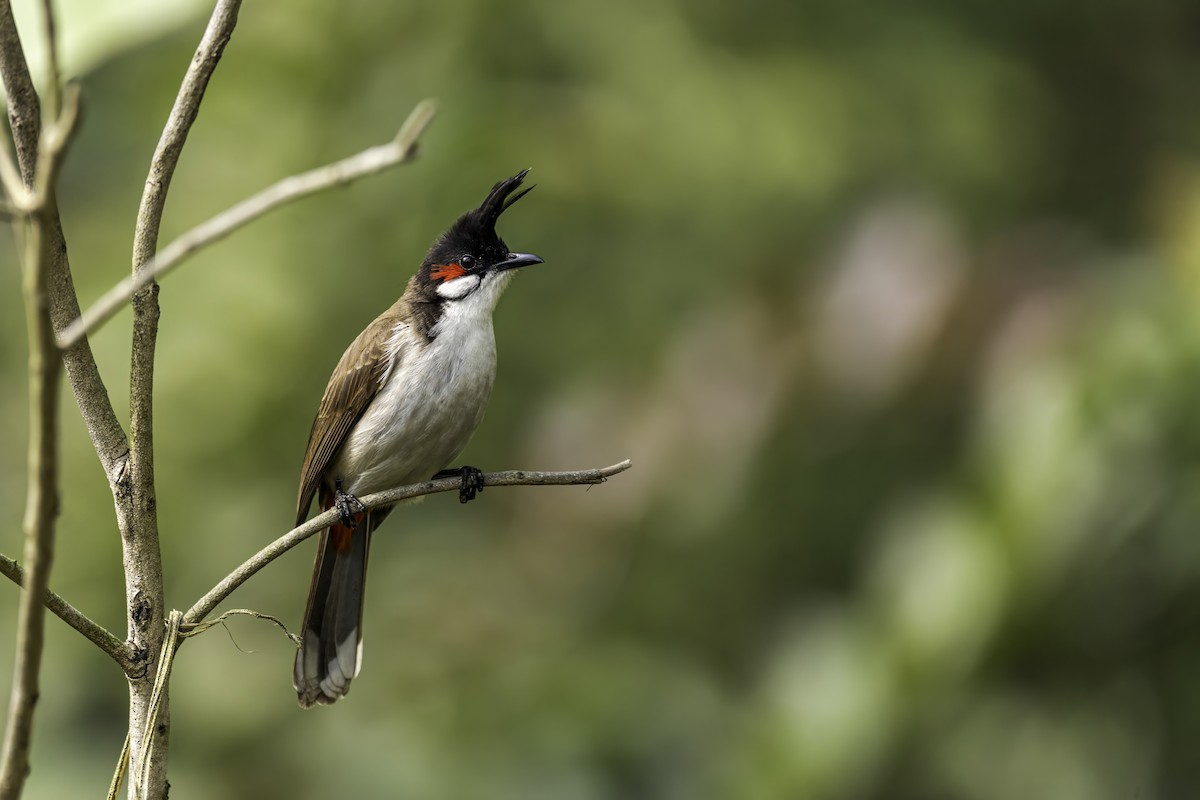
{"left": 0, "top": 134, "right": 27, "bottom": 210}
{"left": 0, "top": 554, "right": 129, "bottom": 669}
{"left": 182, "top": 460, "right": 633, "bottom": 627}
{"left": 132, "top": 0, "right": 241, "bottom": 272}
{"left": 0, "top": 0, "right": 129, "bottom": 480}
{"left": 37, "top": 0, "right": 59, "bottom": 121}
{"left": 122, "top": 3, "right": 242, "bottom": 797}
{"left": 59, "top": 99, "right": 438, "bottom": 349}
{"left": 0, "top": 215, "right": 59, "bottom": 800}
{"left": 0, "top": 51, "right": 79, "bottom": 800}
{"left": 0, "top": 202, "right": 58, "bottom": 800}
{"left": 0, "top": 0, "right": 40, "bottom": 185}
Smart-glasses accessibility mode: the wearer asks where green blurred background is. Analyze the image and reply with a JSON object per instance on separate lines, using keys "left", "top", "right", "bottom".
{"left": 3, "top": 0, "right": 1200, "bottom": 797}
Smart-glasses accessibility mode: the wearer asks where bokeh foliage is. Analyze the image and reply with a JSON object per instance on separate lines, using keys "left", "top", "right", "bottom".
{"left": 3, "top": 0, "right": 1200, "bottom": 797}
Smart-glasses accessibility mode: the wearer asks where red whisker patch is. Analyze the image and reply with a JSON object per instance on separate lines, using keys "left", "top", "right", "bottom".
{"left": 430, "top": 263, "right": 466, "bottom": 281}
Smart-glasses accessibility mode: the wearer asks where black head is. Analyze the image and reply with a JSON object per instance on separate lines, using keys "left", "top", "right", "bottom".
{"left": 414, "top": 169, "right": 543, "bottom": 298}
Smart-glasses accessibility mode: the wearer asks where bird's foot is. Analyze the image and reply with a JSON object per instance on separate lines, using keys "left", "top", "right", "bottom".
{"left": 334, "top": 479, "right": 366, "bottom": 527}
{"left": 433, "top": 466, "right": 486, "bottom": 504}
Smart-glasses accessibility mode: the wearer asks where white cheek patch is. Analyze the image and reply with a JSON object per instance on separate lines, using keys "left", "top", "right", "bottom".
{"left": 436, "top": 274, "right": 480, "bottom": 299}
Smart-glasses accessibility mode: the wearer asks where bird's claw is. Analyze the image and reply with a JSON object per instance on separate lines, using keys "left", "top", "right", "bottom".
{"left": 434, "top": 466, "right": 486, "bottom": 504}
{"left": 458, "top": 466, "right": 485, "bottom": 503}
{"left": 334, "top": 479, "right": 365, "bottom": 527}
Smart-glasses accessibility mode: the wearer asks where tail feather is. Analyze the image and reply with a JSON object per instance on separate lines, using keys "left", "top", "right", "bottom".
{"left": 294, "top": 502, "right": 390, "bottom": 708}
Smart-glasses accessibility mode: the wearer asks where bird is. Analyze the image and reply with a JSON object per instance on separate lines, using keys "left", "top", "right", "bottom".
{"left": 292, "top": 169, "right": 543, "bottom": 708}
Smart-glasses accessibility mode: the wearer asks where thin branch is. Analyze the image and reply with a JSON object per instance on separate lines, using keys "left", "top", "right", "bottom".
{"left": 0, "top": 0, "right": 40, "bottom": 184}
{"left": 0, "top": 0, "right": 129, "bottom": 480}
{"left": 37, "top": 0, "right": 59, "bottom": 121}
{"left": 30, "top": 83, "right": 78, "bottom": 198}
{"left": 0, "top": 82, "right": 76, "bottom": 208}
{"left": 179, "top": 608, "right": 299, "bottom": 646}
{"left": 0, "top": 554, "right": 129, "bottom": 668}
{"left": 0, "top": 213, "right": 58, "bottom": 800}
{"left": 59, "top": 99, "right": 438, "bottom": 349}
{"left": 106, "top": 735, "right": 129, "bottom": 800}
{"left": 0, "top": 72, "right": 79, "bottom": 800}
{"left": 183, "top": 459, "right": 633, "bottom": 626}
{"left": 0, "top": 141, "right": 28, "bottom": 210}
{"left": 132, "top": 0, "right": 241, "bottom": 272}
{"left": 123, "top": 3, "right": 242, "bottom": 797}
{"left": 135, "top": 611, "right": 178, "bottom": 800}
{"left": 0, "top": 0, "right": 36, "bottom": 226}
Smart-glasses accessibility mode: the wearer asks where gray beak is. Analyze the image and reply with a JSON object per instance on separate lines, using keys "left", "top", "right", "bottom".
{"left": 493, "top": 252, "right": 544, "bottom": 272}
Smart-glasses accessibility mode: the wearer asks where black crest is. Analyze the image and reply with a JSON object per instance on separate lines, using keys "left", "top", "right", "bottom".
{"left": 471, "top": 168, "right": 534, "bottom": 232}
{"left": 407, "top": 170, "right": 537, "bottom": 337}
{"left": 421, "top": 169, "right": 536, "bottom": 273}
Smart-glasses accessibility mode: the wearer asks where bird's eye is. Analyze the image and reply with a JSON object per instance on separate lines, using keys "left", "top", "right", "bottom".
{"left": 460, "top": 255, "right": 476, "bottom": 270}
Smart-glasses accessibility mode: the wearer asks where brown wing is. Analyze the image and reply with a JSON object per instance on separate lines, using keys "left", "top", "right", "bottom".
{"left": 294, "top": 307, "right": 409, "bottom": 525}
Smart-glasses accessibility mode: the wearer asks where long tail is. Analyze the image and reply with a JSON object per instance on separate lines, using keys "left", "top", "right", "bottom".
{"left": 293, "top": 499, "right": 391, "bottom": 708}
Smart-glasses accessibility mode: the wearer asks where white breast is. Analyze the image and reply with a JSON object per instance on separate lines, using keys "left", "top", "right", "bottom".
{"left": 332, "top": 310, "right": 498, "bottom": 497}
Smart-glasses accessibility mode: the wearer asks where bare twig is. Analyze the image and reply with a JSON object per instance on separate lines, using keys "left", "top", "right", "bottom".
{"left": 106, "top": 735, "right": 130, "bottom": 800}
{"left": 136, "top": 611, "right": 179, "bottom": 800}
{"left": 30, "top": 83, "right": 78, "bottom": 198}
{"left": 37, "top": 0, "right": 59, "bottom": 120}
{"left": 132, "top": 0, "right": 241, "bottom": 271}
{"left": 0, "top": 218, "right": 58, "bottom": 800}
{"left": 59, "top": 99, "right": 438, "bottom": 348}
{"left": 123, "top": 3, "right": 242, "bottom": 796}
{"left": 183, "top": 460, "right": 633, "bottom": 626}
{"left": 0, "top": 53, "right": 79, "bottom": 800}
{"left": 179, "top": 608, "right": 299, "bottom": 646}
{"left": 0, "top": 554, "right": 129, "bottom": 668}
{"left": 0, "top": 0, "right": 40, "bottom": 184}
{"left": 0, "top": 139, "right": 28, "bottom": 209}
{"left": 0, "top": 0, "right": 129, "bottom": 480}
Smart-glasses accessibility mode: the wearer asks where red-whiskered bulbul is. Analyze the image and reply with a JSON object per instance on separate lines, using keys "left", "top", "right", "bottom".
{"left": 292, "top": 169, "right": 543, "bottom": 708}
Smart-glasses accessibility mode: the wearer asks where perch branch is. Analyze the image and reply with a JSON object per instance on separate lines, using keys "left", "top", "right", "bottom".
{"left": 59, "top": 98, "right": 437, "bottom": 348}
{"left": 183, "top": 459, "right": 632, "bottom": 626}
{"left": 0, "top": 554, "right": 129, "bottom": 668}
